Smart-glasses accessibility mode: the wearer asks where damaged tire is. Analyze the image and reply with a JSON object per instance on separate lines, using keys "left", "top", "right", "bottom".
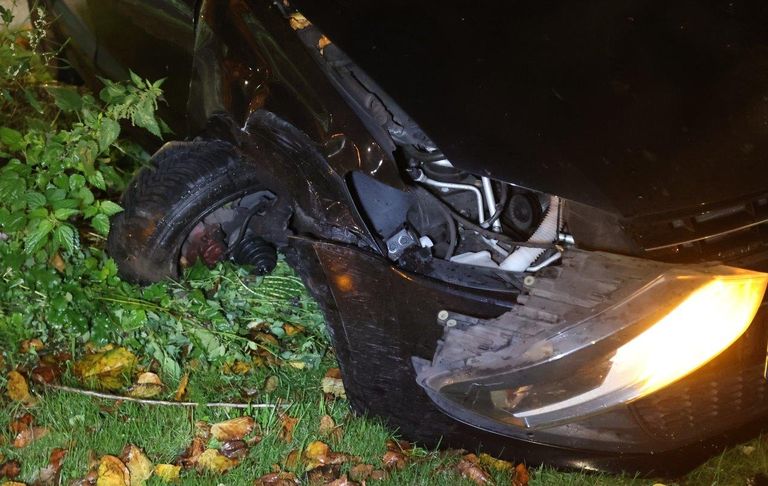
{"left": 107, "top": 140, "right": 265, "bottom": 283}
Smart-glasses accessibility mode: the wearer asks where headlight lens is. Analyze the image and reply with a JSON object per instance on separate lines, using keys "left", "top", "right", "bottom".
{"left": 514, "top": 275, "right": 768, "bottom": 421}
{"left": 415, "top": 252, "right": 768, "bottom": 431}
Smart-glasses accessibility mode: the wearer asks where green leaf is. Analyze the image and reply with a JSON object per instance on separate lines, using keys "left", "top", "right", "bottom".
{"left": 25, "top": 192, "right": 46, "bottom": 209}
{"left": 129, "top": 70, "right": 144, "bottom": 87}
{"left": 25, "top": 219, "right": 54, "bottom": 254}
{"left": 46, "top": 86, "right": 83, "bottom": 112}
{"left": 87, "top": 171, "right": 106, "bottom": 191}
{"left": 99, "top": 200, "right": 123, "bottom": 217}
{"left": 53, "top": 224, "right": 79, "bottom": 253}
{"left": 0, "top": 211, "right": 26, "bottom": 232}
{"left": 69, "top": 174, "right": 86, "bottom": 191}
{"left": 53, "top": 208, "right": 80, "bottom": 221}
{"left": 132, "top": 98, "right": 161, "bottom": 138}
{"left": 77, "top": 187, "right": 95, "bottom": 206}
{"left": 91, "top": 213, "right": 110, "bottom": 236}
{"left": 51, "top": 198, "right": 79, "bottom": 210}
{"left": 98, "top": 118, "right": 121, "bottom": 153}
{"left": 0, "top": 127, "right": 23, "bottom": 151}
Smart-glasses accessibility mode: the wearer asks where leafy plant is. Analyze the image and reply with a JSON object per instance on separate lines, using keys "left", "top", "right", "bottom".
{"left": 0, "top": 8, "right": 325, "bottom": 372}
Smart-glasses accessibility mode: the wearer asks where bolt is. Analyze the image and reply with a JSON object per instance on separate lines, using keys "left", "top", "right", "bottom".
{"left": 398, "top": 234, "right": 411, "bottom": 245}
{"left": 446, "top": 319, "right": 457, "bottom": 327}
{"left": 437, "top": 310, "right": 449, "bottom": 321}
{"left": 523, "top": 275, "right": 536, "bottom": 287}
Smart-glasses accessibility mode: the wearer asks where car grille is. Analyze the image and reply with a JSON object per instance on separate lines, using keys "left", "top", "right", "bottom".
{"left": 629, "top": 193, "right": 768, "bottom": 269}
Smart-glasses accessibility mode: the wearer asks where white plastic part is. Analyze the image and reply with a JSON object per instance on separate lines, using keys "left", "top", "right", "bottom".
{"left": 449, "top": 250, "right": 499, "bottom": 268}
{"left": 499, "top": 196, "right": 560, "bottom": 272}
{"left": 419, "top": 236, "right": 434, "bottom": 248}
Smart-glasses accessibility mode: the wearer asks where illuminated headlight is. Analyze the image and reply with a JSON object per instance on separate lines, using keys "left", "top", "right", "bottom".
{"left": 514, "top": 275, "right": 768, "bottom": 424}
{"left": 415, "top": 252, "right": 768, "bottom": 431}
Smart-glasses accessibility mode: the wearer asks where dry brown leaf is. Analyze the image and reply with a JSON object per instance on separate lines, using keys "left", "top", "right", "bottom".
{"left": 10, "top": 413, "right": 33, "bottom": 434}
{"left": 196, "top": 449, "right": 237, "bottom": 474}
{"left": 512, "top": 463, "right": 530, "bottom": 486}
{"left": 219, "top": 440, "right": 248, "bottom": 460}
{"left": 370, "top": 469, "right": 387, "bottom": 481}
{"left": 325, "top": 474, "right": 358, "bottom": 486}
{"left": 31, "top": 364, "right": 61, "bottom": 385}
{"left": 288, "top": 12, "right": 310, "bottom": 30}
{"left": 0, "top": 460, "right": 21, "bottom": 479}
{"left": 348, "top": 463, "right": 373, "bottom": 482}
{"left": 284, "top": 449, "right": 301, "bottom": 470}
{"left": 318, "top": 415, "right": 335, "bottom": 435}
{"left": 74, "top": 347, "right": 137, "bottom": 391}
{"left": 254, "top": 471, "right": 300, "bottom": 485}
{"left": 210, "top": 416, "right": 255, "bottom": 441}
{"left": 2, "top": 482, "right": 27, "bottom": 486}
{"left": 50, "top": 252, "right": 66, "bottom": 272}
{"left": 177, "top": 437, "right": 206, "bottom": 469}
{"left": 32, "top": 447, "right": 67, "bottom": 486}
{"left": 7, "top": 371, "right": 34, "bottom": 404}
{"left": 303, "top": 441, "right": 349, "bottom": 471}
{"left": 456, "top": 458, "right": 493, "bottom": 485}
{"left": 173, "top": 373, "right": 189, "bottom": 401}
{"left": 20, "top": 338, "right": 45, "bottom": 353}
{"left": 13, "top": 426, "right": 49, "bottom": 448}
{"left": 121, "top": 444, "right": 153, "bottom": 486}
{"left": 385, "top": 439, "right": 413, "bottom": 453}
{"left": 381, "top": 450, "right": 406, "bottom": 471}
{"left": 278, "top": 414, "right": 299, "bottom": 443}
{"left": 194, "top": 421, "right": 211, "bottom": 441}
{"left": 127, "top": 372, "right": 163, "bottom": 399}
{"left": 321, "top": 368, "right": 346, "bottom": 400}
{"left": 263, "top": 375, "right": 279, "bottom": 393}
{"left": 153, "top": 464, "right": 180, "bottom": 483}
{"left": 97, "top": 455, "right": 130, "bottom": 486}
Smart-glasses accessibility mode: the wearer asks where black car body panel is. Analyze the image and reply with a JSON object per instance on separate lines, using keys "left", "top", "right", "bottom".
{"left": 40, "top": 0, "right": 768, "bottom": 475}
{"left": 293, "top": 0, "right": 768, "bottom": 219}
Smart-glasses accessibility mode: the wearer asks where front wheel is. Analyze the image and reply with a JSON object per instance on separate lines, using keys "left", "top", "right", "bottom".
{"left": 108, "top": 140, "right": 276, "bottom": 283}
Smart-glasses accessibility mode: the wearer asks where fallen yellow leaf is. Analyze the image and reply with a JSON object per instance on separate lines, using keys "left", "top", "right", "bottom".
{"left": 288, "top": 12, "right": 310, "bottom": 30}
{"left": 96, "top": 455, "right": 130, "bottom": 486}
{"left": 282, "top": 323, "right": 304, "bottom": 337}
{"left": 222, "top": 360, "right": 251, "bottom": 375}
{"left": 173, "top": 372, "right": 189, "bottom": 401}
{"left": 127, "top": 372, "right": 163, "bottom": 398}
{"left": 210, "top": 416, "right": 255, "bottom": 442}
{"left": 121, "top": 444, "right": 153, "bottom": 486}
{"left": 74, "top": 347, "right": 137, "bottom": 391}
{"left": 321, "top": 368, "right": 346, "bottom": 399}
{"left": 196, "top": 449, "right": 237, "bottom": 474}
{"left": 154, "top": 464, "right": 181, "bottom": 483}
{"left": 263, "top": 375, "right": 279, "bottom": 393}
{"left": 6, "top": 371, "right": 33, "bottom": 404}
{"left": 478, "top": 452, "right": 513, "bottom": 472}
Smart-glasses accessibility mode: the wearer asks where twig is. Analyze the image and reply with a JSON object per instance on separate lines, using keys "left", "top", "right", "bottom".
{"left": 43, "top": 383, "right": 289, "bottom": 409}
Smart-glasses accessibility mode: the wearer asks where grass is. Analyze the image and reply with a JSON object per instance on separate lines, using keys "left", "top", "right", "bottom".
{"left": 3, "top": 303, "right": 768, "bottom": 486}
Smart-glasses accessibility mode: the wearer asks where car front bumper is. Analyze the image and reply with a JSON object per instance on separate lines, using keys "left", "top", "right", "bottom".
{"left": 287, "top": 237, "right": 768, "bottom": 475}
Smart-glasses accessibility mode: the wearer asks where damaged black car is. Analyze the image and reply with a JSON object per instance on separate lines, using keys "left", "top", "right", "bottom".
{"left": 38, "top": 0, "right": 768, "bottom": 475}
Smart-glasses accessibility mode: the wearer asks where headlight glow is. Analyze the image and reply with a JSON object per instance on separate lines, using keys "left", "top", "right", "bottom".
{"left": 515, "top": 275, "right": 768, "bottom": 419}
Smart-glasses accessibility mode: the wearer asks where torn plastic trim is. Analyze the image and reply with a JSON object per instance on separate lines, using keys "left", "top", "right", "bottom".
{"left": 414, "top": 249, "right": 768, "bottom": 431}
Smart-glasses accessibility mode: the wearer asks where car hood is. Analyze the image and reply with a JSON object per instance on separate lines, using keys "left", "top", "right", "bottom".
{"left": 292, "top": 0, "right": 768, "bottom": 218}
